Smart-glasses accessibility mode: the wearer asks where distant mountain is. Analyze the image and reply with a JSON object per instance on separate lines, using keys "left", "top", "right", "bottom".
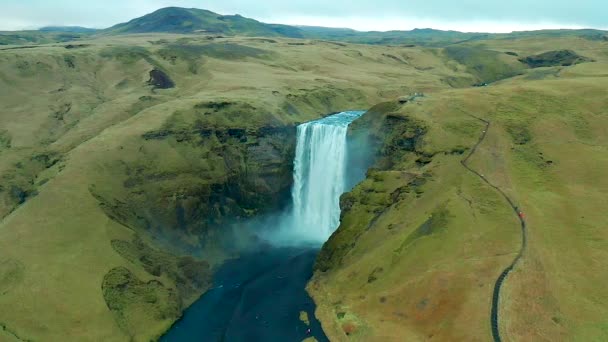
{"left": 2, "top": 7, "right": 605, "bottom": 49}
{"left": 104, "top": 7, "right": 304, "bottom": 38}
{"left": 100, "top": 7, "right": 608, "bottom": 47}
{"left": 39, "top": 26, "right": 97, "bottom": 33}
{"left": 101, "top": 7, "right": 485, "bottom": 45}
{"left": 296, "top": 26, "right": 489, "bottom": 46}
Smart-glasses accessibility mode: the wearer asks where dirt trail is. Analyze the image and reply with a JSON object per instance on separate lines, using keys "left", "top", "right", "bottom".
{"left": 460, "top": 116, "right": 527, "bottom": 342}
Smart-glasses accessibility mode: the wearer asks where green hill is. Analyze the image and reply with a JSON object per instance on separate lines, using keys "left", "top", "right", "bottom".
{"left": 103, "top": 7, "right": 304, "bottom": 37}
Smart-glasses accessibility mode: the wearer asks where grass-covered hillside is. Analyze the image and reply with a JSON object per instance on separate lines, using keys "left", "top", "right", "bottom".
{"left": 309, "top": 36, "right": 608, "bottom": 341}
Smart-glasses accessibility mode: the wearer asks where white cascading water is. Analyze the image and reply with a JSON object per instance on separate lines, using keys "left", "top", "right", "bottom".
{"left": 289, "top": 111, "right": 364, "bottom": 243}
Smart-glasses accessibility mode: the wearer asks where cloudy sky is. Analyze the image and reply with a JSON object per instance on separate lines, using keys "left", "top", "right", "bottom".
{"left": 1, "top": 0, "right": 606, "bottom": 33}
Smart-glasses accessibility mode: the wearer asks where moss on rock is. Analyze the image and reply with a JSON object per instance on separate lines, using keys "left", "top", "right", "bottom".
{"left": 101, "top": 267, "right": 181, "bottom": 335}
{"left": 315, "top": 101, "right": 429, "bottom": 272}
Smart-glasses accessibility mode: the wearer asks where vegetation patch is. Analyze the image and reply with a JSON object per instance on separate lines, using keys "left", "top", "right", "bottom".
{"left": 367, "top": 267, "right": 384, "bottom": 283}
{"left": 63, "top": 55, "right": 76, "bottom": 68}
{"left": 111, "top": 236, "right": 211, "bottom": 297}
{"left": 281, "top": 87, "right": 364, "bottom": 116}
{"left": 0, "top": 130, "right": 11, "bottom": 150}
{"left": 519, "top": 50, "right": 593, "bottom": 68}
{"left": 390, "top": 173, "right": 430, "bottom": 201}
{"left": 159, "top": 43, "right": 269, "bottom": 62}
{"left": 157, "top": 44, "right": 207, "bottom": 73}
{"left": 100, "top": 46, "right": 155, "bottom": 65}
{"left": 299, "top": 311, "right": 310, "bottom": 326}
{"left": 444, "top": 46, "right": 524, "bottom": 83}
{"left": 64, "top": 44, "right": 90, "bottom": 49}
{"left": 525, "top": 68, "right": 561, "bottom": 80}
{"left": 506, "top": 124, "right": 532, "bottom": 145}
{"left": 395, "top": 207, "right": 450, "bottom": 253}
{"left": 0, "top": 152, "right": 62, "bottom": 218}
{"left": 0, "top": 259, "right": 25, "bottom": 295}
{"left": 101, "top": 267, "right": 181, "bottom": 334}
{"left": 14, "top": 59, "right": 52, "bottom": 77}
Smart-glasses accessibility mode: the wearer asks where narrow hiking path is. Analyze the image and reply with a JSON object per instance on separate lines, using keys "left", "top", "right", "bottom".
{"left": 460, "top": 116, "right": 528, "bottom": 342}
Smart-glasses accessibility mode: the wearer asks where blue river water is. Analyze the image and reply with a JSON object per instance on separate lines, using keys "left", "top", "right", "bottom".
{"left": 160, "top": 248, "right": 329, "bottom": 342}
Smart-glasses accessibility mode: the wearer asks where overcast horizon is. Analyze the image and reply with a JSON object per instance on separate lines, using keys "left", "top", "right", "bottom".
{"left": 1, "top": 0, "right": 606, "bottom": 33}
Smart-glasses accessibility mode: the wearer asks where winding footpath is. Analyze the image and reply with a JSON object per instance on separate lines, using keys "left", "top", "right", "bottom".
{"left": 460, "top": 116, "right": 528, "bottom": 342}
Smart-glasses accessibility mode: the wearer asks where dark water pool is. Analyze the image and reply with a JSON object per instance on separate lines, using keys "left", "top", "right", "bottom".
{"left": 160, "top": 247, "right": 329, "bottom": 342}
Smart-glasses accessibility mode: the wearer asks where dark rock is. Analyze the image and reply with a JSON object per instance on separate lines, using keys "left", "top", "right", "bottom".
{"left": 142, "top": 129, "right": 171, "bottom": 140}
{"left": 96, "top": 125, "right": 296, "bottom": 254}
{"left": 10, "top": 186, "right": 27, "bottom": 204}
{"left": 383, "top": 53, "right": 406, "bottom": 63}
{"left": 367, "top": 267, "right": 384, "bottom": 283}
{"left": 415, "top": 154, "right": 433, "bottom": 166}
{"left": 64, "top": 44, "right": 90, "bottom": 49}
{"left": 31, "top": 153, "right": 61, "bottom": 169}
{"left": 519, "top": 50, "right": 593, "bottom": 68}
{"left": 148, "top": 68, "right": 175, "bottom": 89}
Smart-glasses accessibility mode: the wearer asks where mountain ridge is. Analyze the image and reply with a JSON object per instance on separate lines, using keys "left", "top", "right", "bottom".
{"left": 39, "top": 26, "right": 97, "bottom": 33}
{"left": 0, "top": 7, "right": 600, "bottom": 48}
{"left": 98, "top": 7, "right": 607, "bottom": 46}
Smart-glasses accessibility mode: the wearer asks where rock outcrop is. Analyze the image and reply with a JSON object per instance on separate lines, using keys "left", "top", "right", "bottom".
{"left": 519, "top": 50, "right": 592, "bottom": 68}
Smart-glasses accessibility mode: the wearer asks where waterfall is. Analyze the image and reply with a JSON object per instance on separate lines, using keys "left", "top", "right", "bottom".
{"left": 289, "top": 111, "right": 364, "bottom": 243}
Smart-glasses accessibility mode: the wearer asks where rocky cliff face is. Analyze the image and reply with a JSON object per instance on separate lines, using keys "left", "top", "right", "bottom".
{"left": 91, "top": 122, "right": 296, "bottom": 254}
{"left": 83, "top": 106, "right": 301, "bottom": 337}
{"left": 315, "top": 101, "right": 429, "bottom": 273}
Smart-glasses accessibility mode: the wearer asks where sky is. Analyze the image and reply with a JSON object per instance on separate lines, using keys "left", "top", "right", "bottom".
{"left": 0, "top": 0, "right": 606, "bottom": 33}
